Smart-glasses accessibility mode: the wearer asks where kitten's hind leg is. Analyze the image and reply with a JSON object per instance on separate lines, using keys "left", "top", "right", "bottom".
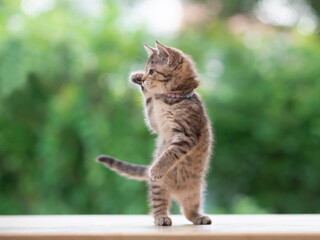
{"left": 179, "top": 187, "right": 212, "bottom": 225}
{"left": 148, "top": 181, "right": 172, "bottom": 226}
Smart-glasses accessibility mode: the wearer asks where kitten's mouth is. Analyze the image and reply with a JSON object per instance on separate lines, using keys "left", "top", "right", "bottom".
{"left": 142, "top": 82, "right": 154, "bottom": 89}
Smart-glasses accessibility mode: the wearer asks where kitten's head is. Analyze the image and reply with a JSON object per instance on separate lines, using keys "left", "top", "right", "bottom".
{"left": 141, "top": 41, "right": 199, "bottom": 95}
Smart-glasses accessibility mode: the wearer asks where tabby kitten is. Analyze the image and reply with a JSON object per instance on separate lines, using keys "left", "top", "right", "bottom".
{"left": 97, "top": 41, "right": 213, "bottom": 226}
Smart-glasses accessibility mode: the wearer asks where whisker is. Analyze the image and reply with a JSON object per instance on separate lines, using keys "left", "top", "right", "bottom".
{"left": 135, "top": 55, "right": 147, "bottom": 64}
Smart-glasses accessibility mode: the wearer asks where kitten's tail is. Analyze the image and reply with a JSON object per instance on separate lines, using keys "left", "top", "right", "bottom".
{"left": 96, "top": 155, "right": 149, "bottom": 181}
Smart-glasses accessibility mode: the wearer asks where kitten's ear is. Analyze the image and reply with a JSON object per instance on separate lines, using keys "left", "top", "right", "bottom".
{"left": 144, "top": 43, "right": 157, "bottom": 57}
{"left": 155, "top": 41, "right": 172, "bottom": 65}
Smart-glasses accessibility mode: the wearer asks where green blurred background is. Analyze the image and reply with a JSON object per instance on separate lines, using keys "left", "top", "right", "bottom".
{"left": 1, "top": 0, "right": 320, "bottom": 215}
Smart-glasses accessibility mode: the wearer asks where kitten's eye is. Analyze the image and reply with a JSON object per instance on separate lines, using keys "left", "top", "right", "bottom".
{"left": 151, "top": 60, "right": 154, "bottom": 64}
{"left": 149, "top": 69, "right": 154, "bottom": 75}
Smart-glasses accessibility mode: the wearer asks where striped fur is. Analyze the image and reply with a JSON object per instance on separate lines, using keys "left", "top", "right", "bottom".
{"left": 96, "top": 155, "right": 148, "bottom": 181}
{"left": 97, "top": 42, "right": 213, "bottom": 226}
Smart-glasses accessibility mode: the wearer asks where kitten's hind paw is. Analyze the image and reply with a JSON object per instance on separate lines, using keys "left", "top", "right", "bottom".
{"left": 194, "top": 216, "right": 212, "bottom": 225}
{"left": 130, "top": 72, "right": 144, "bottom": 85}
{"left": 155, "top": 216, "right": 172, "bottom": 226}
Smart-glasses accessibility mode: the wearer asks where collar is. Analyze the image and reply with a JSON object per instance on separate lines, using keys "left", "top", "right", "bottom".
{"left": 164, "top": 90, "right": 194, "bottom": 99}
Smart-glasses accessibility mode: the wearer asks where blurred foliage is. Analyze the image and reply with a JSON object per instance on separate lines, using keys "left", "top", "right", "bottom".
{"left": 0, "top": 0, "right": 319, "bottom": 215}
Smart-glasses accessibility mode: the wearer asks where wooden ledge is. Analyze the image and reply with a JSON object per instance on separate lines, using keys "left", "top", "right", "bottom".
{"left": 1, "top": 214, "right": 320, "bottom": 240}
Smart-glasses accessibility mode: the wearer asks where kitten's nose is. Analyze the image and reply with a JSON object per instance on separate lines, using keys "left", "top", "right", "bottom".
{"left": 141, "top": 75, "right": 147, "bottom": 81}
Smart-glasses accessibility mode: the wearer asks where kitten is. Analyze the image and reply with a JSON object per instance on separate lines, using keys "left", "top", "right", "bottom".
{"left": 97, "top": 41, "right": 213, "bottom": 226}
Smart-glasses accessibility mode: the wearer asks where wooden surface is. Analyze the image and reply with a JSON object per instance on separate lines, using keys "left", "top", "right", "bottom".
{"left": 0, "top": 214, "right": 320, "bottom": 239}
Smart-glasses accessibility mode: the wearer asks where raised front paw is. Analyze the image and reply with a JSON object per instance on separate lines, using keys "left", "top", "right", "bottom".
{"left": 130, "top": 72, "right": 144, "bottom": 85}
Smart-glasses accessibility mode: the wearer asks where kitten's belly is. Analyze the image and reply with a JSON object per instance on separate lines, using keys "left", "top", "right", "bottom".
{"left": 165, "top": 150, "right": 209, "bottom": 190}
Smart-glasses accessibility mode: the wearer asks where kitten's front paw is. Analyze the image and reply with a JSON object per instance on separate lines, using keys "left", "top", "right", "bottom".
{"left": 149, "top": 165, "right": 165, "bottom": 181}
{"left": 130, "top": 72, "right": 144, "bottom": 85}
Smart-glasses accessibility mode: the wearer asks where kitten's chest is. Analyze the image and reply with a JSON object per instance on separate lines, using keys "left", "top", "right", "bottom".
{"left": 152, "top": 100, "right": 174, "bottom": 138}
